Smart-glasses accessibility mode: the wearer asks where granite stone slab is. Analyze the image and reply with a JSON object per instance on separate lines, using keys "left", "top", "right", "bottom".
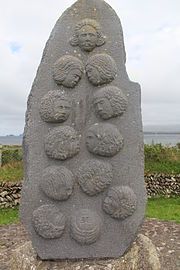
{"left": 21, "top": 0, "right": 147, "bottom": 260}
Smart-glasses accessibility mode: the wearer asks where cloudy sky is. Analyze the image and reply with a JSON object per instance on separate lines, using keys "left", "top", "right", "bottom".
{"left": 0, "top": 0, "right": 179, "bottom": 135}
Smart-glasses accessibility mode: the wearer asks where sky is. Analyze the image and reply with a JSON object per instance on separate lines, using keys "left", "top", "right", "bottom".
{"left": 0, "top": 0, "right": 180, "bottom": 135}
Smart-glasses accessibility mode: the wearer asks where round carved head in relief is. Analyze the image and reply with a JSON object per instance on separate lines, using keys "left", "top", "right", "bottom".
{"left": 45, "top": 126, "right": 81, "bottom": 160}
{"left": 32, "top": 204, "right": 66, "bottom": 239}
{"left": 39, "top": 90, "right": 71, "bottom": 123}
{"left": 52, "top": 55, "right": 84, "bottom": 88}
{"left": 93, "top": 86, "right": 128, "bottom": 120}
{"left": 70, "top": 19, "right": 106, "bottom": 52}
{"left": 40, "top": 166, "right": 74, "bottom": 201}
{"left": 77, "top": 159, "right": 113, "bottom": 196}
{"left": 85, "top": 54, "right": 117, "bottom": 86}
{"left": 103, "top": 186, "right": 137, "bottom": 220}
{"left": 86, "top": 123, "right": 123, "bottom": 157}
{"left": 70, "top": 209, "right": 101, "bottom": 245}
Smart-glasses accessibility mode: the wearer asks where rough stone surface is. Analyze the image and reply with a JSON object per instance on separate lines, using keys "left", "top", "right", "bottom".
{"left": 21, "top": 0, "right": 146, "bottom": 260}
{"left": 10, "top": 234, "right": 161, "bottom": 270}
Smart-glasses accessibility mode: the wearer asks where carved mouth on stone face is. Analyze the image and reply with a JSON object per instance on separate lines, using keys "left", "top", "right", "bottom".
{"left": 81, "top": 42, "right": 95, "bottom": 51}
{"left": 98, "top": 111, "right": 108, "bottom": 118}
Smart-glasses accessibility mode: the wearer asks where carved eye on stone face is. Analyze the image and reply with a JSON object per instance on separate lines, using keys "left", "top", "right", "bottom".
{"left": 85, "top": 54, "right": 117, "bottom": 86}
{"left": 69, "top": 19, "right": 106, "bottom": 52}
{"left": 103, "top": 186, "right": 137, "bottom": 220}
{"left": 32, "top": 204, "right": 66, "bottom": 239}
{"left": 44, "top": 126, "right": 81, "bottom": 160}
{"left": 70, "top": 209, "right": 101, "bottom": 245}
{"left": 39, "top": 90, "right": 71, "bottom": 123}
{"left": 40, "top": 166, "right": 74, "bottom": 201}
{"left": 86, "top": 123, "right": 123, "bottom": 157}
{"left": 77, "top": 159, "right": 113, "bottom": 196}
{"left": 52, "top": 55, "right": 84, "bottom": 88}
{"left": 93, "top": 86, "right": 128, "bottom": 120}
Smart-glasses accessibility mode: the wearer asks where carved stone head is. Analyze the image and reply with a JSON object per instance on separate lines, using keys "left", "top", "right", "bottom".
{"left": 70, "top": 19, "right": 106, "bottom": 52}
{"left": 86, "top": 123, "right": 123, "bottom": 157}
{"left": 93, "top": 86, "right": 128, "bottom": 120}
{"left": 85, "top": 54, "right": 117, "bottom": 86}
{"left": 32, "top": 204, "right": 66, "bottom": 239}
{"left": 45, "top": 126, "right": 81, "bottom": 160}
{"left": 70, "top": 209, "right": 101, "bottom": 245}
{"left": 40, "top": 166, "right": 74, "bottom": 201}
{"left": 52, "top": 55, "right": 84, "bottom": 88}
{"left": 103, "top": 186, "right": 137, "bottom": 220}
{"left": 39, "top": 90, "right": 71, "bottom": 123}
{"left": 77, "top": 159, "right": 113, "bottom": 196}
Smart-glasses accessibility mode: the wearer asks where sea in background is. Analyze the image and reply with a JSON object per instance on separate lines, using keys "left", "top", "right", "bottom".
{"left": 0, "top": 135, "right": 23, "bottom": 145}
{"left": 144, "top": 133, "right": 180, "bottom": 146}
{"left": 0, "top": 125, "right": 180, "bottom": 146}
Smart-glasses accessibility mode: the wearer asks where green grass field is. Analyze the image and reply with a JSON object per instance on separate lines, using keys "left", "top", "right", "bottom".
{"left": 146, "top": 197, "right": 180, "bottom": 223}
{"left": 0, "top": 198, "right": 179, "bottom": 225}
{"left": 0, "top": 207, "right": 19, "bottom": 225}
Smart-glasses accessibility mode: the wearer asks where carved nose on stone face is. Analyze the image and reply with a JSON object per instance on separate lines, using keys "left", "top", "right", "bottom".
{"left": 86, "top": 34, "right": 91, "bottom": 41}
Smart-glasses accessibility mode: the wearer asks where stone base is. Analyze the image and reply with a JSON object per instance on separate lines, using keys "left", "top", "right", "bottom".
{"left": 10, "top": 234, "right": 161, "bottom": 270}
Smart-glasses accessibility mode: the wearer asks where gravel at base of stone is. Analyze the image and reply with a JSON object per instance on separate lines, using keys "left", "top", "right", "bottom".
{"left": 0, "top": 219, "right": 179, "bottom": 270}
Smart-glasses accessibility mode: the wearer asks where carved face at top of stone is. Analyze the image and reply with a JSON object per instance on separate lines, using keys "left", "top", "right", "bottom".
{"left": 85, "top": 54, "right": 117, "bottom": 86}
{"left": 70, "top": 19, "right": 106, "bottom": 52}
{"left": 39, "top": 90, "right": 71, "bottom": 123}
{"left": 86, "top": 123, "right": 123, "bottom": 157}
{"left": 44, "top": 126, "right": 81, "bottom": 160}
{"left": 93, "top": 86, "right": 128, "bottom": 120}
{"left": 52, "top": 55, "right": 84, "bottom": 88}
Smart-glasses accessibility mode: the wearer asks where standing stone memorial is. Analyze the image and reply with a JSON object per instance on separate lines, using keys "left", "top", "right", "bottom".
{"left": 21, "top": 0, "right": 147, "bottom": 260}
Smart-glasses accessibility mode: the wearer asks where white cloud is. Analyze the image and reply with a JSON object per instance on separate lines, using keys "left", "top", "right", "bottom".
{"left": 0, "top": 0, "right": 180, "bottom": 135}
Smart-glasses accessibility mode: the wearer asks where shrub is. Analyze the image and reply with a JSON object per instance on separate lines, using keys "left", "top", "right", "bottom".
{"left": 2, "top": 148, "right": 23, "bottom": 165}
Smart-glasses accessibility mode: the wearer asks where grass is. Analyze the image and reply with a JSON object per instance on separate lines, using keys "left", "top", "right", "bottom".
{"left": 0, "top": 198, "right": 179, "bottom": 225}
{"left": 0, "top": 207, "right": 19, "bottom": 225}
{"left": 145, "top": 160, "right": 180, "bottom": 174}
{"left": 0, "top": 161, "right": 23, "bottom": 182}
{"left": 144, "top": 144, "right": 180, "bottom": 174}
{"left": 146, "top": 197, "right": 180, "bottom": 223}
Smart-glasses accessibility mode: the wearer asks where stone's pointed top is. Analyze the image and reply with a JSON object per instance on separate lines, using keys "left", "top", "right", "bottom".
{"left": 69, "top": 0, "right": 126, "bottom": 62}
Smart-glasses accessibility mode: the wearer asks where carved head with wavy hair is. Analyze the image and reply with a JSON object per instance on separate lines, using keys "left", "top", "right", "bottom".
{"left": 70, "top": 19, "right": 105, "bottom": 52}
{"left": 52, "top": 55, "right": 84, "bottom": 88}
{"left": 93, "top": 86, "right": 128, "bottom": 120}
{"left": 86, "top": 54, "right": 117, "bottom": 86}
